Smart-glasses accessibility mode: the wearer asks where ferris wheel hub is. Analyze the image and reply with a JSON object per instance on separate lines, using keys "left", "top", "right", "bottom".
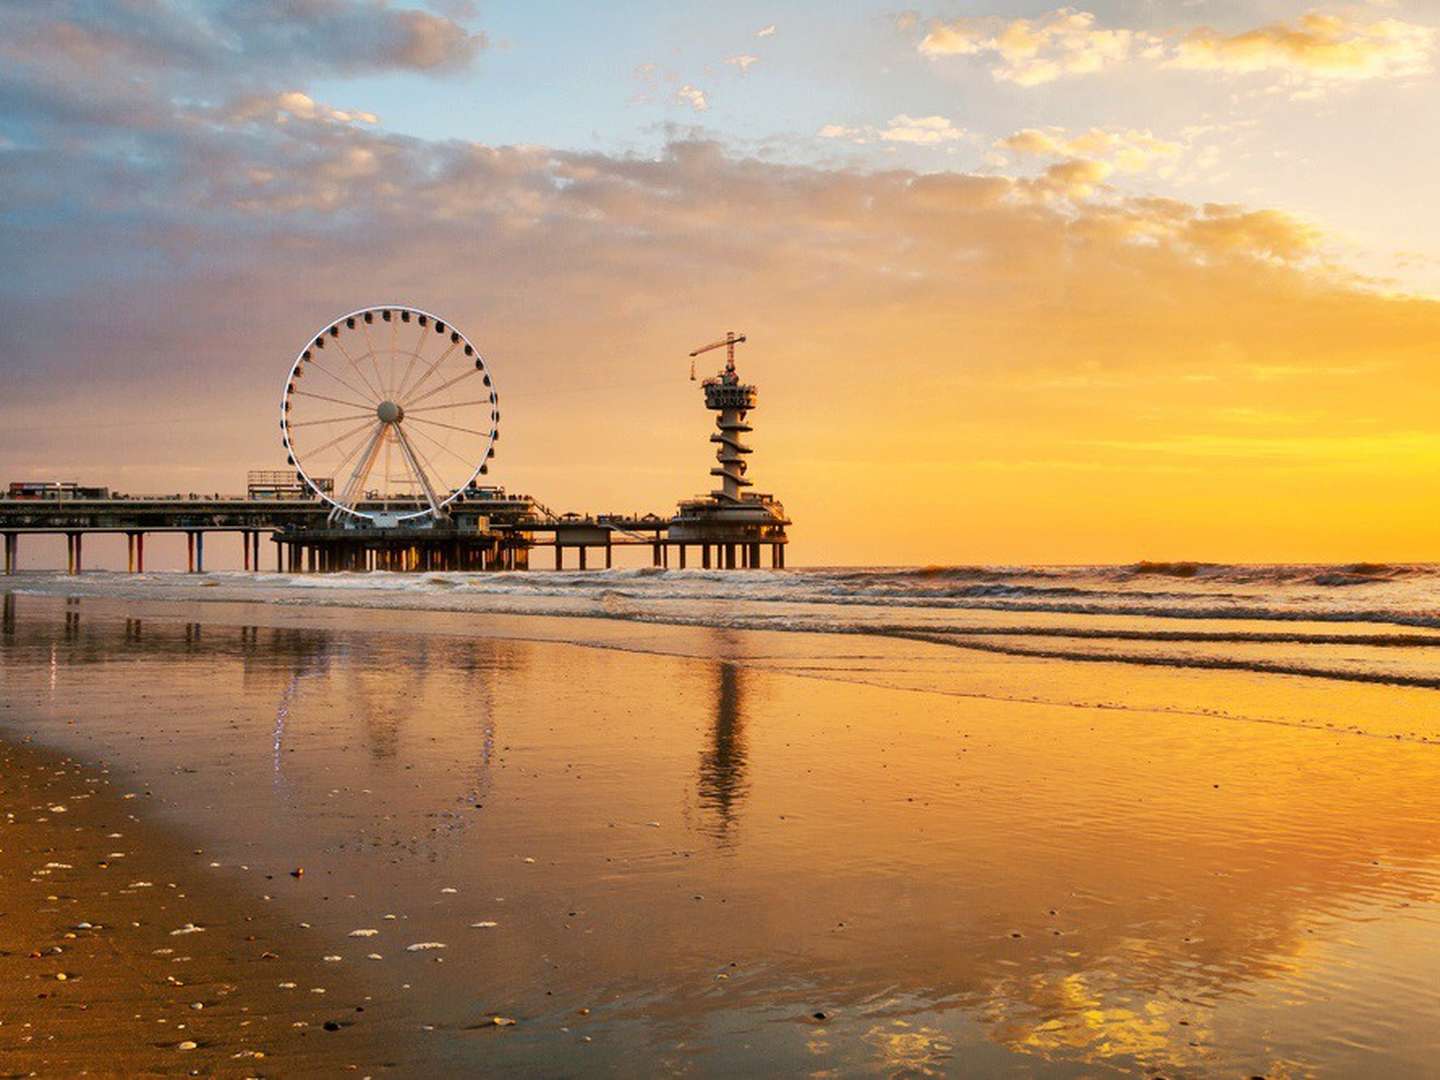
{"left": 377, "top": 400, "right": 404, "bottom": 424}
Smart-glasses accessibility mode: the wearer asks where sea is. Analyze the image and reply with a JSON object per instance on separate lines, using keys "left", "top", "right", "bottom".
{"left": 253, "top": 561, "right": 1440, "bottom": 690}
{"left": 2, "top": 564, "right": 1439, "bottom": 1074}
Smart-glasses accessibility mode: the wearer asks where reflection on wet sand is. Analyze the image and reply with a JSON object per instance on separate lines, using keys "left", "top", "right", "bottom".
{"left": 697, "top": 641, "right": 750, "bottom": 843}
{"left": 3, "top": 593, "right": 1440, "bottom": 1076}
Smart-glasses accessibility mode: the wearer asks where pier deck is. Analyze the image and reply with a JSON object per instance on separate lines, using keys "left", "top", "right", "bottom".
{"left": 0, "top": 497, "right": 784, "bottom": 574}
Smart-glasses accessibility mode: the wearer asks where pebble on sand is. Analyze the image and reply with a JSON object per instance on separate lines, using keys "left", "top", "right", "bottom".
{"left": 406, "top": 942, "right": 447, "bottom": 952}
{"left": 349, "top": 928, "right": 379, "bottom": 937}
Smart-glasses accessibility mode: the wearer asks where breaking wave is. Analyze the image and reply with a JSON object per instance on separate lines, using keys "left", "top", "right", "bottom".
{"left": 20, "top": 562, "right": 1440, "bottom": 689}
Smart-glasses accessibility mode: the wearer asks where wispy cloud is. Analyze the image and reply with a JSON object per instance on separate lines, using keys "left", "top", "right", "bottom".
{"left": 998, "top": 127, "right": 1185, "bottom": 175}
{"left": 916, "top": 7, "right": 1435, "bottom": 88}
{"left": 919, "top": 8, "right": 1143, "bottom": 86}
{"left": 756, "top": 24, "right": 776, "bottom": 38}
{"left": 676, "top": 84, "right": 709, "bottom": 111}
{"left": 726, "top": 54, "right": 760, "bottom": 73}
{"left": 1170, "top": 11, "right": 1433, "bottom": 79}
{"left": 820, "top": 114, "right": 965, "bottom": 145}
{"left": 0, "top": 0, "right": 486, "bottom": 83}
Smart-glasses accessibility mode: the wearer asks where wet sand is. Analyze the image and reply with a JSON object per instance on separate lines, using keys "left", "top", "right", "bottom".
{"left": 3, "top": 588, "right": 1440, "bottom": 1075}
{"left": 0, "top": 739, "right": 404, "bottom": 1076}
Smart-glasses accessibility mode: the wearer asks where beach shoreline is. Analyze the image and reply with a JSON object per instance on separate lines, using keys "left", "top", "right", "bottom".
{"left": 0, "top": 735, "right": 406, "bottom": 1076}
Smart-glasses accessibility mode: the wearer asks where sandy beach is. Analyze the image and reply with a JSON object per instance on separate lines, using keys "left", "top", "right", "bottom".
{"left": 3, "top": 575, "right": 1440, "bottom": 1075}
{"left": 0, "top": 738, "right": 403, "bottom": 1076}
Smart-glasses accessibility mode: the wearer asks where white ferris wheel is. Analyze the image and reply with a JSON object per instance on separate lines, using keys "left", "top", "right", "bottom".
{"left": 279, "top": 305, "right": 499, "bottom": 523}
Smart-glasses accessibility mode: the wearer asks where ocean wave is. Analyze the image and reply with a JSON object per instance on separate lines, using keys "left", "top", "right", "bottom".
{"left": 15, "top": 564, "right": 1440, "bottom": 688}
{"left": 223, "top": 565, "right": 1440, "bottom": 630}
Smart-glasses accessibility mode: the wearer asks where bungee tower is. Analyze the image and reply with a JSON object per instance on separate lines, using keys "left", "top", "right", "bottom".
{"left": 669, "top": 332, "right": 790, "bottom": 569}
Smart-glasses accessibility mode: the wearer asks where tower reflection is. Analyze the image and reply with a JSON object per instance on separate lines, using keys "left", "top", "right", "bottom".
{"left": 696, "top": 653, "right": 750, "bottom": 844}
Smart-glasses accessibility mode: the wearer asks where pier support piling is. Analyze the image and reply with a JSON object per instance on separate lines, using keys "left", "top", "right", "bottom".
{"left": 4, "top": 532, "right": 15, "bottom": 575}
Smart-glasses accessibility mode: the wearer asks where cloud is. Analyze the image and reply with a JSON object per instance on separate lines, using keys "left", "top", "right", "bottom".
{"left": 999, "top": 127, "right": 1185, "bottom": 174}
{"left": 820, "top": 114, "right": 965, "bottom": 146}
{"left": 676, "top": 85, "right": 710, "bottom": 111}
{"left": 0, "top": 0, "right": 486, "bottom": 84}
{"left": 916, "top": 6, "right": 1435, "bottom": 88}
{"left": 919, "top": 7, "right": 1145, "bottom": 86}
{"left": 1170, "top": 11, "right": 1434, "bottom": 79}
{"left": 1032, "top": 157, "right": 1114, "bottom": 199}
{"left": 227, "top": 91, "right": 380, "bottom": 127}
{"left": 756, "top": 24, "right": 777, "bottom": 38}
{"left": 726, "top": 54, "right": 760, "bottom": 73}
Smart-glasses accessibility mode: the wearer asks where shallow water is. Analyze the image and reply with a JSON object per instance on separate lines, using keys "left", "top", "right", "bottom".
{"left": 3, "top": 589, "right": 1440, "bottom": 1075}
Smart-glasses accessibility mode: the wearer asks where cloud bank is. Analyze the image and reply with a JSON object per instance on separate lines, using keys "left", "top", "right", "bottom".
{"left": 2, "top": 2, "right": 1438, "bottom": 562}
{"left": 917, "top": 7, "right": 1435, "bottom": 88}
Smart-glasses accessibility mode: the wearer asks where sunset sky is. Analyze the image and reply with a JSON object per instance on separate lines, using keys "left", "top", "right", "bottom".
{"left": 2, "top": 0, "right": 1438, "bottom": 564}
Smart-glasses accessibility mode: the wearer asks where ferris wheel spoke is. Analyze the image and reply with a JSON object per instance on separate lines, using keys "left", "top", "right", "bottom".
{"left": 290, "top": 388, "right": 376, "bottom": 412}
{"left": 288, "top": 411, "right": 375, "bottom": 428}
{"left": 327, "top": 421, "right": 384, "bottom": 484}
{"left": 405, "top": 398, "right": 494, "bottom": 415}
{"left": 407, "top": 415, "right": 491, "bottom": 438}
{"left": 384, "top": 315, "right": 402, "bottom": 398}
{"left": 390, "top": 323, "right": 429, "bottom": 403}
{"left": 400, "top": 424, "right": 463, "bottom": 501}
{"left": 334, "top": 424, "right": 387, "bottom": 510}
{"left": 304, "top": 355, "right": 382, "bottom": 405}
{"left": 331, "top": 337, "right": 387, "bottom": 403}
{"left": 406, "top": 419, "right": 484, "bottom": 470}
{"left": 404, "top": 366, "right": 484, "bottom": 410}
{"left": 396, "top": 340, "right": 460, "bottom": 404}
{"left": 360, "top": 320, "right": 388, "bottom": 395}
{"left": 294, "top": 416, "right": 377, "bottom": 460}
{"left": 392, "top": 424, "right": 442, "bottom": 514}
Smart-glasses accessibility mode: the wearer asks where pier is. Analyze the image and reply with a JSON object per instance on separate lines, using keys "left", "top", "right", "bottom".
{"left": 2, "top": 315, "right": 789, "bottom": 574}
{"left": 0, "top": 492, "right": 787, "bottom": 574}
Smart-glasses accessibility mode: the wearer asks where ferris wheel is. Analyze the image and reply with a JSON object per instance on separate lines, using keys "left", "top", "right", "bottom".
{"left": 279, "top": 305, "right": 499, "bottom": 524}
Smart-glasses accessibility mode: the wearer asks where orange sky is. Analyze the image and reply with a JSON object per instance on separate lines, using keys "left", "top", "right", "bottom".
{"left": 1, "top": 3, "right": 1438, "bottom": 565}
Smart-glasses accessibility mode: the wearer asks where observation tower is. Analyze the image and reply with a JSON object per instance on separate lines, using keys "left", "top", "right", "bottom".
{"left": 669, "top": 332, "right": 790, "bottom": 568}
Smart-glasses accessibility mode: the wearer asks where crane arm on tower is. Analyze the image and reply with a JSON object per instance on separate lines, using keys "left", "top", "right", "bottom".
{"left": 688, "top": 333, "right": 747, "bottom": 358}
